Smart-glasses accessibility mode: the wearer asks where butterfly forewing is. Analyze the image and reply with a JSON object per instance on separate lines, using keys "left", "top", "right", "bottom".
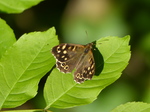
{"left": 52, "top": 43, "right": 85, "bottom": 73}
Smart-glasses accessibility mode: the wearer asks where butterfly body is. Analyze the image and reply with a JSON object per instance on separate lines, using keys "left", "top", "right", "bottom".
{"left": 51, "top": 43, "right": 95, "bottom": 83}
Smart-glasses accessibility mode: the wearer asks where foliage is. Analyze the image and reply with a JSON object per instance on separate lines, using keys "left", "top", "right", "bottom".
{"left": 1, "top": 1, "right": 147, "bottom": 112}
{"left": 111, "top": 102, "right": 150, "bottom": 112}
{"left": 0, "top": 17, "right": 131, "bottom": 111}
{"left": 0, "top": 0, "right": 43, "bottom": 13}
{"left": 44, "top": 35, "right": 130, "bottom": 109}
{"left": 0, "top": 21, "right": 57, "bottom": 108}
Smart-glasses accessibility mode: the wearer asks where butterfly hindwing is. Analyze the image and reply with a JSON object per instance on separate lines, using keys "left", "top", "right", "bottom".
{"left": 74, "top": 48, "right": 95, "bottom": 83}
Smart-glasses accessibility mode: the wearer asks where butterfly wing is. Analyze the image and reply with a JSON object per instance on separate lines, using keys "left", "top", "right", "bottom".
{"left": 74, "top": 50, "right": 95, "bottom": 83}
{"left": 52, "top": 43, "right": 85, "bottom": 73}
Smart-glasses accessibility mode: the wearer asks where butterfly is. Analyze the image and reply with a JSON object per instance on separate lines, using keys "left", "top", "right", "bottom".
{"left": 51, "top": 43, "right": 95, "bottom": 83}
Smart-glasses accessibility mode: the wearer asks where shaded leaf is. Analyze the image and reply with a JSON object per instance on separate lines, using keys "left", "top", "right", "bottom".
{"left": 44, "top": 35, "right": 131, "bottom": 109}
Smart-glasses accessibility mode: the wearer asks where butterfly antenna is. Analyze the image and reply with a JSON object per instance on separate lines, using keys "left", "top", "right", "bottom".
{"left": 85, "top": 30, "right": 88, "bottom": 39}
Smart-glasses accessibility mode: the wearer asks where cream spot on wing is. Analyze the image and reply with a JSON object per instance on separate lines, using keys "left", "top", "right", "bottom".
{"left": 63, "top": 50, "right": 67, "bottom": 54}
{"left": 61, "top": 55, "right": 65, "bottom": 58}
{"left": 64, "top": 58, "right": 67, "bottom": 60}
{"left": 89, "top": 71, "right": 92, "bottom": 74}
{"left": 68, "top": 46, "right": 72, "bottom": 50}
{"left": 72, "top": 46, "right": 76, "bottom": 51}
{"left": 91, "top": 64, "right": 94, "bottom": 69}
{"left": 62, "top": 44, "right": 67, "bottom": 49}
{"left": 88, "top": 67, "right": 90, "bottom": 70}
{"left": 57, "top": 50, "right": 61, "bottom": 53}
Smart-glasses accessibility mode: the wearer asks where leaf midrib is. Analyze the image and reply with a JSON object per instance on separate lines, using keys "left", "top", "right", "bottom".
{"left": 45, "top": 80, "right": 77, "bottom": 109}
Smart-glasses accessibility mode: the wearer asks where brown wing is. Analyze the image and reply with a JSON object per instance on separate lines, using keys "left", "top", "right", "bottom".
{"left": 51, "top": 43, "right": 85, "bottom": 73}
{"left": 74, "top": 50, "right": 95, "bottom": 83}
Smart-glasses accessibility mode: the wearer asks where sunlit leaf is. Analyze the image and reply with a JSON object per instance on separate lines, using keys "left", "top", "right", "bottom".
{"left": 111, "top": 102, "right": 150, "bottom": 112}
{"left": 2, "top": 109, "right": 52, "bottom": 112}
{"left": 44, "top": 35, "right": 131, "bottom": 109}
{"left": 0, "top": 18, "right": 16, "bottom": 58}
{"left": 0, "top": 0, "right": 43, "bottom": 13}
{"left": 0, "top": 27, "right": 58, "bottom": 109}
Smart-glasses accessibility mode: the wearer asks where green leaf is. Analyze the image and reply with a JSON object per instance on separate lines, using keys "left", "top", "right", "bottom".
{"left": 2, "top": 109, "right": 52, "bottom": 112}
{"left": 44, "top": 35, "right": 131, "bottom": 109}
{"left": 111, "top": 102, "right": 150, "bottom": 112}
{"left": 0, "top": 18, "right": 16, "bottom": 58}
{"left": 0, "top": 27, "right": 58, "bottom": 109}
{"left": 0, "top": 0, "right": 43, "bottom": 13}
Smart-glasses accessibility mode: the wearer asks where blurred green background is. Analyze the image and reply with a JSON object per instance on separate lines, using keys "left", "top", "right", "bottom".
{"left": 1, "top": 0, "right": 150, "bottom": 112}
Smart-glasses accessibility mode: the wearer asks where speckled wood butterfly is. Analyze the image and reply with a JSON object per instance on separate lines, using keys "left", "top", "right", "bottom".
{"left": 51, "top": 43, "right": 95, "bottom": 83}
